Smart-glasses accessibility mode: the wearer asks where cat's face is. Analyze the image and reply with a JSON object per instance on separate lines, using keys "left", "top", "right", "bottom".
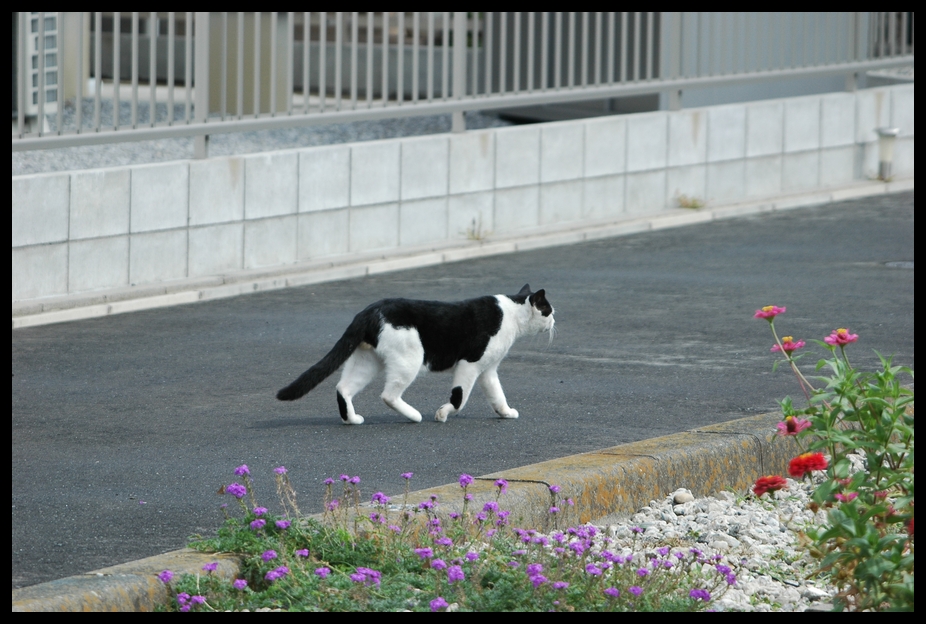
{"left": 527, "top": 289, "right": 555, "bottom": 336}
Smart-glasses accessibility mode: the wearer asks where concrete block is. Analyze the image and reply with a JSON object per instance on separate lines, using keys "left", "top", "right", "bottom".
{"left": 244, "top": 216, "right": 298, "bottom": 269}
{"left": 299, "top": 145, "right": 351, "bottom": 212}
{"left": 626, "top": 112, "right": 668, "bottom": 172}
{"left": 666, "top": 165, "right": 706, "bottom": 209}
{"left": 69, "top": 236, "right": 129, "bottom": 292}
{"left": 625, "top": 170, "right": 667, "bottom": 215}
{"left": 860, "top": 141, "right": 879, "bottom": 179}
{"left": 784, "top": 96, "right": 821, "bottom": 152}
{"left": 782, "top": 151, "right": 820, "bottom": 193}
{"left": 399, "top": 198, "right": 448, "bottom": 246}
{"left": 891, "top": 84, "right": 914, "bottom": 137}
{"left": 893, "top": 137, "right": 914, "bottom": 178}
{"left": 584, "top": 116, "right": 627, "bottom": 177}
{"left": 12, "top": 243, "right": 68, "bottom": 301}
{"left": 69, "top": 169, "right": 130, "bottom": 239}
{"left": 540, "top": 179, "right": 584, "bottom": 225}
{"left": 706, "top": 160, "right": 746, "bottom": 204}
{"left": 541, "top": 122, "right": 584, "bottom": 182}
{"left": 448, "top": 192, "right": 494, "bottom": 241}
{"left": 855, "top": 88, "right": 891, "bottom": 144}
{"left": 12, "top": 173, "right": 69, "bottom": 247}
{"left": 245, "top": 151, "right": 298, "bottom": 219}
{"left": 350, "top": 140, "right": 400, "bottom": 206}
{"left": 130, "top": 162, "right": 189, "bottom": 233}
{"left": 189, "top": 156, "right": 245, "bottom": 226}
{"left": 820, "top": 92, "right": 856, "bottom": 148}
{"left": 668, "top": 109, "right": 707, "bottom": 167}
{"left": 129, "top": 230, "right": 188, "bottom": 285}
{"left": 349, "top": 203, "right": 399, "bottom": 251}
{"left": 746, "top": 100, "right": 783, "bottom": 157}
{"left": 745, "top": 156, "right": 782, "bottom": 198}
{"left": 493, "top": 186, "right": 539, "bottom": 235}
{"left": 449, "top": 130, "right": 495, "bottom": 194}
{"left": 495, "top": 126, "right": 540, "bottom": 189}
{"left": 819, "top": 147, "right": 856, "bottom": 188}
{"left": 707, "top": 104, "right": 746, "bottom": 162}
{"left": 583, "top": 175, "right": 625, "bottom": 220}
{"left": 400, "top": 135, "right": 449, "bottom": 200}
{"left": 188, "top": 223, "right": 243, "bottom": 277}
{"left": 297, "top": 209, "right": 349, "bottom": 260}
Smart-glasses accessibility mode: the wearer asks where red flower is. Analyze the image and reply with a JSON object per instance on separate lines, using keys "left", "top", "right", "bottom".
{"left": 788, "top": 453, "right": 828, "bottom": 478}
{"left": 776, "top": 416, "right": 811, "bottom": 436}
{"left": 771, "top": 336, "right": 805, "bottom": 353}
{"left": 824, "top": 328, "right": 858, "bottom": 346}
{"left": 754, "top": 305, "right": 786, "bottom": 320}
{"left": 753, "top": 475, "right": 788, "bottom": 497}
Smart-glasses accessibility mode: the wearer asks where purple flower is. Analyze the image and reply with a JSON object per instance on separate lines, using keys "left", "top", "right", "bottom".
{"left": 371, "top": 492, "right": 390, "bottom": 505}
{"left": 636, "top": 568, "right": 649, "bottom": 577}
{"left": 447, "top": 565, "right": 465, "bottom": 584}
{"left": 689, "top": 588, "right": 711, "bottom": 601}
{"left": 604, "top": 587, "right": 620, "bottom": 598}
{"left": 414, "top": 547, "right": 434, "bottom": 559}
{"left": 401, "top": 472, "right": 414, "bottom": 480}
{"left": 326, "top": 499, "right": 339, "bottom": 511}
{"left": 315, "top": 567, "right": 330, "bottom": 579}
{"left": 434, "top": 536, "right": 453, "bottom": 547}
{"left": 549, "top": 506, "right": 560, "bottom": 514}
{"left": 179, "top": 605, "right": 191, "bottom": 613}
{"left": 631, "top": 526, "right": 643, "bottom": 534}
{"left": 250, "top": 519, "right": 266, "bottom": 530}
{"left": 508, "top": 561, "right": 519, "bottom": 568}
{"left": 465, "top": 551, "right": 479, "bottom": 562}
{"left": 261, "top": 550, "right": 277, "bottom": 562}
{"left": 190, "top": 595, "right": 206, "bottom": 605}
{"left": 234, "top": 465, "right": 250, "bottom": 476}
{"left": 225, "top": 483, "right": 247, "bottom": 499}
{"left": 526, "top": 563, "right": 544, "bottom": 576}
{"left": 295, "top": 549, "right": 309, "bottom": 558}
{"left": 252, "top": 506, "right": 268, "bottom": 516}
{"left": 233, "top": 579, "right": 248, "bottom": 590}
{"left": 176, "top": 592, "right": 190, "bottom": 605}
{"left": 530, "top": 574, "right": 548, "bottom": 588}
{"left": 585, "top": 563, "right": 602, "bottom": 576}
{"left": 388, "top": 525, "right": 401, "bottom": 533}
{"left": 418, "top": 500, "right": 433, "bottom": 510}
{"left": 549, "top": 484, "right": 561, "bottom": 493}
{"left": 494, "top": 479, "right": 508, "bottom": 493}
{"left": 482, "top": 501, "right": 499, "bottom": 513}
{"left": 629, "top": 586, "right": 643, "bottom": 596}
{"left": 323, "top": 477, "right": 335, "bottom": 485}
{"left": 553, "top": 581, "right": 569, "bottom": 590}
{"left": 276, "top": 520, "right": 291, "bottom": 530}
{"left": 353, "top": 567, "right": 381, "bottom": 587}
{"left": 274, "top": 466, "right": 287, "bottom": 475}
{"left": 157, "top": 570, "right": 173, "bottom": 584}
{"left": 340, "top": 474, "right": 350, "bottom": 481}
{"left": 459, "top": 474, "right": 474, "bottom": 488}
{"left": 657, "top": 546, "right": 670, "bottom": 557}
{"left": 265, "top": 566, "right": 289, "bottom": 583}
{"left": 430, "top": 597, "right": 449, "bottom": 612}
{"left": 431, "top": 559, "right": 447, "bottom": 570}
{"left": 202, "top": 561, "right": 218, "bottom": 573}
{"left": 349, "top": 476, "right": 360, "bottom": 485}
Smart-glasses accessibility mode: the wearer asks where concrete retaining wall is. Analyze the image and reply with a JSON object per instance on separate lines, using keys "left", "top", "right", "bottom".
{"left": 12, "top": 84, "right": 914, "bottom": 307}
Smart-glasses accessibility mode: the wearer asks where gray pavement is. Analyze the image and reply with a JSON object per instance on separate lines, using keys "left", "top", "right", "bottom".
{"left": 12, "top": 191, "right": 914, "bottom": 589}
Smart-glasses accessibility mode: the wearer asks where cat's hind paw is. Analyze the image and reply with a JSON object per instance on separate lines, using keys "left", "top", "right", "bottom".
{"left": 434, "top": 404, "right": 453, "bottom": 422}
{"left": 498, "top": 409, "right": 519, "bottom": 420}
{"left": 343, "top": 414, "right": 365, "bottom": 425}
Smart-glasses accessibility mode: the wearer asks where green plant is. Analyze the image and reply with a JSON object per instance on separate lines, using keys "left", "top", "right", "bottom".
{"left": 752, "top": 306, "right": 914, "bottom": 611}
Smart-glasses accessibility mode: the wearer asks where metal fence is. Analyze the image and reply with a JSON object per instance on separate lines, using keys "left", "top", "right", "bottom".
{"left": 12, "top": 12, "right": 914, "bottom": 155}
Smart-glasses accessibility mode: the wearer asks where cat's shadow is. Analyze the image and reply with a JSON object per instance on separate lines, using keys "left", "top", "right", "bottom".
{"left": 251, "top": 416, "right": 437, "bottom": 429}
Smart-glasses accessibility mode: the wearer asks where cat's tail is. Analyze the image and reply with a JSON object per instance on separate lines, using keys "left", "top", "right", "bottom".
{"left": 276, "top": 306, "right": 381, "bottom": 401}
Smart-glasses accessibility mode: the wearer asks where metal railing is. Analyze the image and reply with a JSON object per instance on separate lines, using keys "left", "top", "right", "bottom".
{"left": 12, "top": 12, "right": 914, "bottom": 155}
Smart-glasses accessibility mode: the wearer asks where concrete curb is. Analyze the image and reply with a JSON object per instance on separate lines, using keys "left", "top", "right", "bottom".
{"left": 12, "top": 177, "right": 913, "bottom": 329}
{"left": 12, "top": 411, "right": 799, "bottom": 611}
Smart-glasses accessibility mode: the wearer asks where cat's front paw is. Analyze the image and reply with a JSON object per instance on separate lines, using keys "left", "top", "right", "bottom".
{"left": 434, "top": 404, "right": 453, "bottom": 423}
{"left": 498, "top": 408, "right": 519, "bottom": 419}
{"left": 343, "top": 414, "right": 365, "bottom": 425}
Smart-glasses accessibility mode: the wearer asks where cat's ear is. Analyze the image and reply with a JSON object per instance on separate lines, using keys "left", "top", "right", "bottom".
{"left": 529, "top": 289, "right": 546, "bottom": 305}
{"left": 517, "top": 284, "right": 531, "bottom": 297}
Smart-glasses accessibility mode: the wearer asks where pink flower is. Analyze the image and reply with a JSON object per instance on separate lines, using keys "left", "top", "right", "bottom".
{"left": 835, "top": 492, "right": 858, "bottom": 503}
{"left": 754, "top": 305, "right": 786, "bottom": 320}
{"left": 776, "top": 416, "right": 811, "bottom": 436}
{"left": 824, "top": 328, "right": 859, "bottom": 346}
{"left": 771, "top": 336, "right": 805, "bottom": 353}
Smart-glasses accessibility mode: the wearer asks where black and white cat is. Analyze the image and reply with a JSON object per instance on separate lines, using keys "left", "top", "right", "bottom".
{"left": 276, "top": 284, "right": 554, "bottom": 424}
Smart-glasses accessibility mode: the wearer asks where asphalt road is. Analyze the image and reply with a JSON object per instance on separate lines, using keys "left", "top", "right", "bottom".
{"left": 12, "top": 192, "right": 914, "bottom": 589}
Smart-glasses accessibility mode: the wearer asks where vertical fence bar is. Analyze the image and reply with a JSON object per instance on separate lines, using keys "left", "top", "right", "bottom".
{"left": 468, "top": 13, "right": 477, "bottom": 98}
{"left": 581, "top": 12, "right": 589, "bottom": 86}
{"left": 16, "top": 12, "right": 25, "bottom": 136}
{"left": 236, "top": 12, "right": 244, "bottom": 118}
{"left": 427, "top": 12, "right": 434, "bottom": 102}
{"left": 37, "top": 13, "right": 46, "bottom": 135}
{"left": 608, "top": 12, "right": 615, "bottom": 83}
{"left": 270, "top": 12, "right": 278, "bottom": 114}
{"left": 451, "top": 11, "right": 466, "bottom": 131}
{"left": 113, "top": 12, "right": 121, "bottom": 128}
{"left": 318, "top": 12, "right": 326, "bottom": 112}
{"left": 302, "top": 12, "right": 309, "bottom": 114}
{"left": 167, "top": 12, "right": 174, "bottom": 123}
{"left": 412, "top": 12, "right": 419, "bottom": 103}
{"left": 646, "top": 11, "right": 654, "bottom": 79}
{"left": 382, "top": 12, "right": 389, "bottom": 107}
{"left": 554, "top": 13, "right": 562, "bottom": 89}
{"left": 442, "top": 12, "right": 449, "bottom": 100}
{"left": 568, "top": 12, "right": 577, "bottom": 88}
{"left": 513, "top": 12, "right": 522, "bottom": 94}
{"left": 184, "top": 12, "right": 192, "bottom": 122}
{"left": 500, "top": 12, "right": 508, "bottom": 94}
{"left": 287, "top": 12, "right": 294, "bottom": 115}
{"left": 253, "top": 11, "right": 261, "bottom": 116}
{"left": 193, "top": 12, "right": 209, "bottom": 157}
{"left": 220, "top": 13, "right": 227, "bottom": 119}
{"left": 621, "top": 12, "right": 628, "bottom": 82}
{"left": 541, "top": 12, "right": 549, "bottom": 90}
{"left": 151, "top": 12, "right": 158, "bottom": 126}
{"left": 76, "top": 12, "right": 85, "bottom": 132}
{"left": 594, "top": 12, "right": 602, "bottom": 85}
{"left": 525, "top": 12, "right": 533, "bottom": 92}
{"left": 396, "top": 12, "right": 404, "bottom": 105}
{"left": 94, "top": 12, "right": 102, "bottom": 130}
{"left": 56, "top": 13, "right": 65, "bottom": 134}
{"left": 351, "top": 12, "right": 359, "bottom": 109}
{"left": 367, "top": 12, "right": 374, "bottom": 107}
{"left": 485, "top": 12, "right": 493, "bottom": 95}
{"left": 337, "top": 11, "right": 347, "bottom": 110}
{"left": 131, "top": 13, "right": 138, "bottom": 127}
